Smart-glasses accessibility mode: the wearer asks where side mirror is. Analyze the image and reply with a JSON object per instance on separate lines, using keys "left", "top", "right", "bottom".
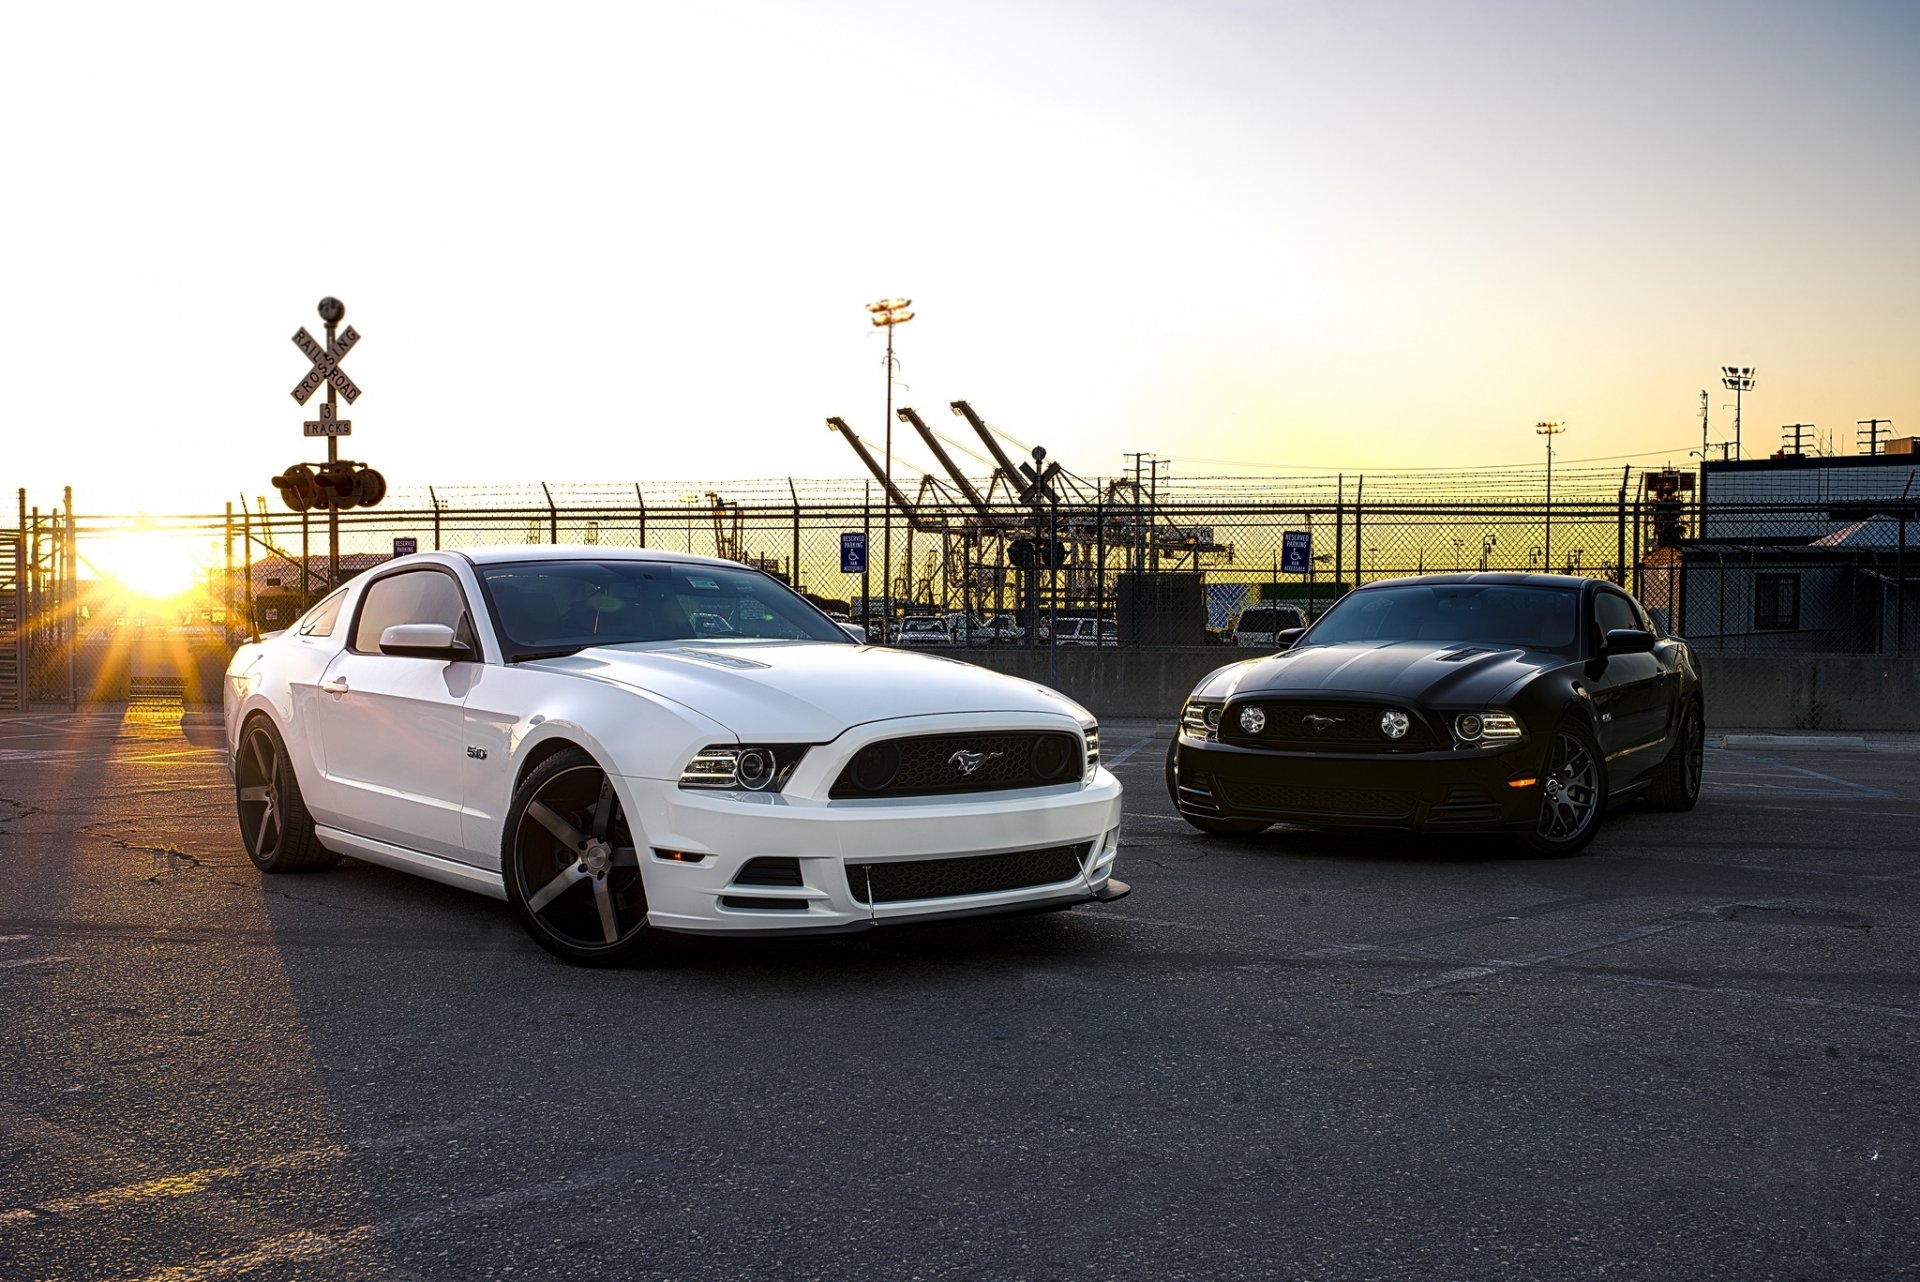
{"left": 1275, "top": 627, "right": 1305, "bottom": 651}
{"left": 379, "top": 623, "right": 473, "bottom": 660}
{"left": 1602, "top": 627, "right": 1655, "bottom": 655}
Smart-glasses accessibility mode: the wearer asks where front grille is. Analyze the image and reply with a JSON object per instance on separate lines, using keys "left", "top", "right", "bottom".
{"left": 1218, "top": 700, "right": 1440, "bottom": 751}
{"left": 1217, "top": 778, "right": 1415, "bottom": 819}
{"left": 846, "top": 843, "right": 1089, "bottom": 905}
{"left": 830, "top": 732, "right": 1082, "bottom": 799}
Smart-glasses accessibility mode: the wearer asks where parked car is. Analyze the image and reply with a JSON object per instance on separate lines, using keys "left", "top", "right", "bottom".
{"left": 976, "top": 614, "right": 1025, "bottom": 644}
{"left": 894, "top": 616, "right": 954, "bottom": 647}
{"left": 1041, "top": 617, "right": 1119, "bottom": 647}
{"left": 1231, "top": 604, "right": 1308, "bottom": 648}
{"left": 224, "top": 548, "right": 1126, "bottom": 964}
{"left": 1168, "top": 573, "right": 1703, "bottom": 856}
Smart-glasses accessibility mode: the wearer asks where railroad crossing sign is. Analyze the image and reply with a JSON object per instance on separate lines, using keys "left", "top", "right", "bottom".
{"left": 303, "top": 401, "right": 351, "bottom": 436}
{"left": 1282, "top": 530, "right": 1311, "bottom": 574}
{"left": 291, "top": 324, "right": 361, "bottom": 404}
{"left": 1018, "top": 448, "right": 1060, "bottom": 505}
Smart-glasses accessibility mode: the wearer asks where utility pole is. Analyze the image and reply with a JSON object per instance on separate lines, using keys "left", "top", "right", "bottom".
{"left": 1535, "top": 421, "right": 1566, "bottom": 570}
{"left": 1781, "top": 423, "right": 1814, "bottom": 456}
{"left": 867, "top": 297, "right": 914, "bottom": 621}
{"left": 1859, "top": 418, "right": 1893, "bottom": 456}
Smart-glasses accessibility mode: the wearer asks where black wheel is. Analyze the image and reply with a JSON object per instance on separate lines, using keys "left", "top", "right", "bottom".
{"left": 234, "top": 717, "right": 338, "bottom": 872}
{"left": 1515, "top": 720, "right": 1606, "bottom": 857}
{"left": 502, "top": 749, "right": 654, "bottom": 966}
{"left": 1646, "top": 699, "right": 1704, "bottom": 811}
{"left": 1165, "top": 740, "right": 1270, "bottom": 837}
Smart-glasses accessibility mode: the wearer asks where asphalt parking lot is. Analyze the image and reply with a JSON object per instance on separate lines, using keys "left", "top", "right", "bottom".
{"left": 1, "top": 705, "right": 1915, "bottom": 1281}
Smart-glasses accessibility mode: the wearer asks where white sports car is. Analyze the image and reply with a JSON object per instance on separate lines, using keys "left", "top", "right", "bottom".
{"left": 223, "top": 548, "right": 1127, "bottom": 964}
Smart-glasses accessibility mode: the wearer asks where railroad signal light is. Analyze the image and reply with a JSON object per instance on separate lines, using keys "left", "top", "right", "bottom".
{"left": 271, "top": 464, "right": 318, "bottom": 512}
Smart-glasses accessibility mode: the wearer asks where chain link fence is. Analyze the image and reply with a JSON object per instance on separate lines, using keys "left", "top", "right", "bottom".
{"left": 9, "top": 474, "right": 1920, "bottom": 707}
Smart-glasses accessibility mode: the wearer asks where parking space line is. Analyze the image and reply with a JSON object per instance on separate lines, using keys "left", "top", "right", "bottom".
{"left": 0, "top": 1116, "right": 494, "bottom": 1228}
{"left": 1378, "top": 919, "right": 1689, "bottom": 996}
{"left": 1590, "top": 973, "right": 1919, "bottom": 1022}
{"left": 1104, "top": 735, "right": 1164, "bottom": 768}
{"left": 1712, "top": 750, "right": 1892, "bottom": 798}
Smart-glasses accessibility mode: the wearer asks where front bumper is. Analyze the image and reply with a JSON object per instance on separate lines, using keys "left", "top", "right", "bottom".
{"left": 1171, "top": 732, "right": 1544, "bottom": 831}
{"left": 620, "top": 746, "right": 1125, "bottom": 936}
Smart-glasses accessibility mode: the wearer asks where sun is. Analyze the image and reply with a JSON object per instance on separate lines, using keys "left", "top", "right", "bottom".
{"left": 87, "top": 533, "right": 206, "bottom": 602}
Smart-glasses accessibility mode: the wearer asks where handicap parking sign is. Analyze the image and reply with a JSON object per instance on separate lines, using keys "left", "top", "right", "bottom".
{"left": 1281, "top": 531, "right": 1311, "bottom": 574}
{"left": 840, "top": 532, "right": 868, "bottom": 574}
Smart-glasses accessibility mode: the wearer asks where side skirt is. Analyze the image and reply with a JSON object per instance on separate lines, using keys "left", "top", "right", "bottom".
{"left": 314, "top": 826, "right": 508, "bottom": 901}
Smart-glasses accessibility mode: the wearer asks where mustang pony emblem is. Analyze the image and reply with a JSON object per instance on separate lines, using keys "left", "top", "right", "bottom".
{"left": 949, "top": 749, "right": 1004, "bottom": 776}
{"left": 1301, "top": 714, "right": 1344, "bottom": 733}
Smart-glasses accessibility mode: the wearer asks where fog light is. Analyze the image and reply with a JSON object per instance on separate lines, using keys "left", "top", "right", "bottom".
{"left": 1240, "top": 706, "right": 1267, "bottom": 734}
{"left": 1380, "top": 709, "right": 1410, "bottom": 740}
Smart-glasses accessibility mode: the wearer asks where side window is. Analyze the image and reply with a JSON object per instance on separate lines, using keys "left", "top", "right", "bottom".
{"left": 1755, "top": 574, "right": 1800, "bottom": 631}
{"left": 1594, "top": 593, "right": 1640, "bottom": 636}
{"left": 352, "top": 571, "right": 469, "bottom": 653}
{"left": 296, "top": 588, "right": 347, "bottom": 637}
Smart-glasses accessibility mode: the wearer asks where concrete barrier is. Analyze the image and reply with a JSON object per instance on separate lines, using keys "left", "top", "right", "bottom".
{"left": 51, "top": 641, "right": 1920, "bottom": 732}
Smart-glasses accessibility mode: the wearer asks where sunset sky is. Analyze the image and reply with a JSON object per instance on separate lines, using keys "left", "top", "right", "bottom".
{"left": 6, "top": 0, "right": 1916, "bottom": 516}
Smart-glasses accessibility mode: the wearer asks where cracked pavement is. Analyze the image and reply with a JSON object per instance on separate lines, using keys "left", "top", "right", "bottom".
{"left": 0, "top": 706, "right": 1915, "bottom": 1281}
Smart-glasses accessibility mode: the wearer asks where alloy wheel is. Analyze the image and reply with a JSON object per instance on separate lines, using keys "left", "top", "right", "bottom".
{"left": 512, "top": 764, "right": 646, "bottom": 951}
{"left": 1536, "top": 729, "right": 1600, "bottom": 843}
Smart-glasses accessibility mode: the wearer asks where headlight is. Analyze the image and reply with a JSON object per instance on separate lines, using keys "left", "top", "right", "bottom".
{"left": 679, "top": 744, "right": 808, "bottom": 791}
{"left": 1181, "top": 700, "right": 1223, "bottom": 741}
{"left": 1454, "top": 711, "right": 1524, "bottom": 745}
{"left": 1082, "top": 721, "right": 1101, "bottom": 779}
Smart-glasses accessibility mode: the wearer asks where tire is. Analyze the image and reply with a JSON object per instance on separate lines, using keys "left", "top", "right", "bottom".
{"left": 1646, "top": 699, "right": 1704, "bottom": 812}
{"left": 1165, "top": 741, "right": 1271, "bottom": 837}
{"left": 234, "top": 717, "right": 339, "bottom": 873}
{"left": 502, "top": 748, "right": 655, "bottom": 966}
{"left": 1514, "top": 719, "right": 1606, "bottom": 857}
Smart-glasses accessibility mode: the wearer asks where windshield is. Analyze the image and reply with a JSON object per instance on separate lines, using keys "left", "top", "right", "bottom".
{"left": 478, "top": 559, "right": 850, "bottom": 655}
{"left": 1304, "top": 583, "right": 1581, "bottom": 652}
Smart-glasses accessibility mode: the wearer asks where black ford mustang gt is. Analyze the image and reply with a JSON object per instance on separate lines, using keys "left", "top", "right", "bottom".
{"left": 1167, "top": 574, "right": 1704, "bottom": 855}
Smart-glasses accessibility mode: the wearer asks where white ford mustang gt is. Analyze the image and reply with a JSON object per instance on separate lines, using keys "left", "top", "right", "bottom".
{"left": 223, "top": 547, "right": 1127, "bottom": 964}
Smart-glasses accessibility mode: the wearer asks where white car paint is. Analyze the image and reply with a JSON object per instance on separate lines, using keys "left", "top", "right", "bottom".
{"left": 224, "top": 547, "right": 1125, "bottom": 955}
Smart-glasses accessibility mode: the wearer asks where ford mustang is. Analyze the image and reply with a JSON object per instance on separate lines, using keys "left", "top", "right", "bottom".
{"left": 224, "top": 548, "right": 1126, "bottom": 963}
{"left": 1167, "top": 574, "right": 1703, "bottom": 855}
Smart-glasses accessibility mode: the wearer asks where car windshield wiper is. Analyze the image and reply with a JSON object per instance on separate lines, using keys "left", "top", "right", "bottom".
{"left": 511, "top": 646, "right": 590, "bottom": 662}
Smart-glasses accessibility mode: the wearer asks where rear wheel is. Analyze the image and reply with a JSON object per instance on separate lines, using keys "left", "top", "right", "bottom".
{"left": 1514, "top": 720, "right": 1605, "bottom": 857}
{"left": 503, "top": 749, "right": 654, "bottom": 966}
{"left": 234, "top": 717, "right": 339, "bottom": 873}
{"left": 1646, "top": 700, "right": 1704, "bottom": 811}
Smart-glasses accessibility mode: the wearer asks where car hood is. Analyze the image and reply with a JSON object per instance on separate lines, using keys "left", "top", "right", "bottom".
{"left": 529, "top": 641, "right": 1090, "bottom": 739}
{"left": 1220, "top": 641, "right": 1559, "bottom": 705}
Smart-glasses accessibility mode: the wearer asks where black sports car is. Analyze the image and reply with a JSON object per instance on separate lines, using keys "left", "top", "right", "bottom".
{"left": 1167, "top": 574, "right": 1704, "bottom": 855}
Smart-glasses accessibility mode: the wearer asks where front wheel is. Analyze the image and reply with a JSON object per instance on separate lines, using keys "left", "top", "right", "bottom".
{"left": 235, "top": 717, "right": 338, "bottom": 873}
{"left": 1646, "top": 701, "right": 1704, "bottom": 811}
{"left": 1514, "top": 720, "right": 1606, "bottom": 857}
{"left": 503, "top": 749, "right": 656, "bottom": 966}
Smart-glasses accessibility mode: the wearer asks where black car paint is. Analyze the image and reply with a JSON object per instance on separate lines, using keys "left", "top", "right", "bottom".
{"left": 1169, "top": 574, "right": 1702, "bottom": 835}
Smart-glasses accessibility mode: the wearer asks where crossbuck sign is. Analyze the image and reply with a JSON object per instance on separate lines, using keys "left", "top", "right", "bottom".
{"left": 291, "top": 325, "right": 361, "bottom": 404}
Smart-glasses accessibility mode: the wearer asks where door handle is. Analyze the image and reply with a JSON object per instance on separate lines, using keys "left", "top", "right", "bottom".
{"left": 323, "top": 676, "right": 349, "bottom": 694}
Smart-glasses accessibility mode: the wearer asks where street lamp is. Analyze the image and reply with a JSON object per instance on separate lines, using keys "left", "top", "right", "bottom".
{"left": 1536, "top": 421, "right": 1566, "bottom": 570}
{"left": 1480, "top": 532, "right": 1497, "bottom": 572}
{"left": 868, "top": 298, "right": 914, "bottom": 616}
{"left": 1720, "top": 366, "right": 1755, "bottom": 460}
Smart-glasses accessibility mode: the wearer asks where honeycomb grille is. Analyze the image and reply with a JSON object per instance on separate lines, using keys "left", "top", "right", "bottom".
{"left": 1217, "top": 779, "right": 1415, "bottom": 819}
{"left": 846, "top": 843, "right": 1089, "bottom": 905}
{"left": 830, "top": 732, "right": 1082, "bottom": 799}
{"left": 1218, "top": 700, "right": 1440, "bottom": 751}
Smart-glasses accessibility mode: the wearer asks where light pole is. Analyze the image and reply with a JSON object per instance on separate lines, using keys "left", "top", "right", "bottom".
{"left": 1536, "top": 420, "right": 1566, "bottom": 570}
{"left": 1721, "top": 366, "right": 1755, "bottom": 460}
{"left": 868, "top": 297, "right": 914, "bottom": 619}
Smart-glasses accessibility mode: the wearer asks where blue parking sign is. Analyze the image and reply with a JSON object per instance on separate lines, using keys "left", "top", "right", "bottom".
{"left": 840, "top": 532, "right": 868, "bottom": 574}
{"left": 1281, "top": 531, "right": 1311, "bottom": 574}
